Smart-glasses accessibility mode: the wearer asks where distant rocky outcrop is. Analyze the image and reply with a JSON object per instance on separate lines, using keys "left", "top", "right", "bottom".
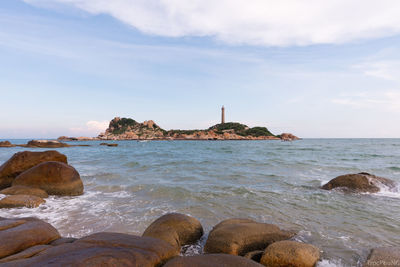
{"left": 0, "top": 141, "right": 15, "bottom": 148}
{"left": 25, "top": 140, "right": 70, "bottom": 148}
{"left": 96, "top": 117, "right": 297, "bottom": 141}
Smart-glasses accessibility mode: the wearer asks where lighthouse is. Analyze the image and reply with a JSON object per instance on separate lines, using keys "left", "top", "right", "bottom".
{"left": 221, "top": 105, "right": 225, "bottom": 124}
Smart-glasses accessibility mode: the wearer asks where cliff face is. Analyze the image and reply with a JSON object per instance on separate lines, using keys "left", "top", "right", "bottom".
{"left": 97, "top": 117, "right": 298, "bottom": 141}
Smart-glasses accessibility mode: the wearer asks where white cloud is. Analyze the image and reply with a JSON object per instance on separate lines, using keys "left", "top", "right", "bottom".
{"left": 354, "top": 60, "right": 400, "bottom": 81}
{"left": 69, "top": 120, "right": 109, "bottom": 136}
{"left": 332, "top": 91, "right": 400, "bottom": 112}
{"left": 23, "top": 0, "right": 400, "bottom": 46}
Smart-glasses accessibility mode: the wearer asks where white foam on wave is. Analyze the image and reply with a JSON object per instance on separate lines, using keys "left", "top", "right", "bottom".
{"left": 317, "top": 259, "right": 345, "bottom": 267}
{"left": 374, "top": 182, "right": 400, "bottom": 199}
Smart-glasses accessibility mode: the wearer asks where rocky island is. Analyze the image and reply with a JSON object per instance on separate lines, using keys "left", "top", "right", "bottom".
{"left": 88, "top": 117, "right": 299, "bottom": 141}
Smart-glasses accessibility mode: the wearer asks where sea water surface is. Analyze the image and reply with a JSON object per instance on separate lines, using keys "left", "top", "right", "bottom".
{"left": 0, "top": 139, "right": 399, "bottom": 266}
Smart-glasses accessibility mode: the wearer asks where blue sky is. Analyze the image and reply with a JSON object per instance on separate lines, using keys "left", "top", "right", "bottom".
{"left": 1, "top": 0, "right": 400, "bottom": 138}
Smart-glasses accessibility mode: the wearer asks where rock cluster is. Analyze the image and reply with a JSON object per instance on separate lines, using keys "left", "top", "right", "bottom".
{"left": 0, "top": 212, "right": 395, "bottom": 266}
{"left": 0, "top": 213, "right": 321, "bottom": 267}
{"left": 0, "top": 151, "right": 84, "bottom": 208}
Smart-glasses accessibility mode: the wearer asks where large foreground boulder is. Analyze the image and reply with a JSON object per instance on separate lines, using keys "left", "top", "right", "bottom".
{"left": 204, "top": 218, "right": 295, "bottom": 256}
{"left": 1, "top": 232, "right": 178, "bottom": 267}
{"left": 321, "top": 172, "right": 396, "bottom": 193}
{"left": 0, "top": 195, "right": 45, "bottom": 208}
{"left": 364, "top": 247, "right": 400, "bottom": 267}
{"left": 0, "top": 151, "right": 67, "bottom": 189}
{"left": 26, "top": 140, "right": 70, "bottom": 148}
{"left": 0, "top": 186, "right": 48, "bottom": 198}
{"left": 143, "top": 213, "right": 203, "bottom": 252}
{"left": 164, "top": 254, "right": 264, "bottom": 267}
{"left": 12, "top": 161, "right": 83, "bottom": 196}
{"left": 0, "top": 141, "right": 15, "bottom": 147}
{"left": 260, "top": 240, "right": 320, "bottom": 267}
{"left": 0, "top": 217, "right": 60, "bottom": 259}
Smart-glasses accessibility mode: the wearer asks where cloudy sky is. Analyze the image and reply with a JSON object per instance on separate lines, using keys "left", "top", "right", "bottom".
{"left": 1, "top": 0, "right": 400, "bottom": 138}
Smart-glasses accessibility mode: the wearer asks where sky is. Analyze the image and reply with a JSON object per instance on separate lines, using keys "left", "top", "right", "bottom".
{"left": 1, "top": 0, "right": 400, "bottom": 138}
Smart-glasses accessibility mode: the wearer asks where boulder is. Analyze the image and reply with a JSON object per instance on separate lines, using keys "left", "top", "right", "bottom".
{"left": 0, "top": 245, "right": 51, "bottom": 263}
{"left": 321, "top": 173, "right": 396, "bottom": 193}
{"left": 12, "top": 161, "right": 83, "bottom": 196}
{"left": 163, "top": 254, "right": 264, "bottom": 267}
{"left": 0, "top": 151, "right": 67, "bottom": 189}
{"left": 99, "top": 143, "right": 108, "bottom": 146}
{"left": 1, "top": 232, "right": 178, "bottom": 267}
{"left": 0, "top": 186, "right": 48, "bottom": 198}
{"left": 204, "top": 218, "right": 295, "bottom": 256}
{"left": 0, "top": 141, "right": 15, "bottom": 147}
{"left": 260, "top": 240, "right": 320, "bottom": 267}
{"left": 143, "top": 213, "right": 203, "bottom": 252}
{"left": 0, "top": 195, "right": 45, "bottom": 208}
{"left": 0, "top": 217, "right": 60, "bottom": 259}
{"left": 26, "top": 140, "right": 70, "bottom": 148}
{"left": 364, "top": 247, "right": 400, "bottom": 267}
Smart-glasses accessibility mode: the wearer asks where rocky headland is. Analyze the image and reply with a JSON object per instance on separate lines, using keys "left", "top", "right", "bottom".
{"left": 80, "top": 117, "right": 300, "bottom": 141}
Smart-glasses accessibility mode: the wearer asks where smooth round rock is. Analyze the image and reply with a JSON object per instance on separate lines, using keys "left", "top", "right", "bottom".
{"left": 13, "top": 161, "right": 83, "bottom": 196}
{"left": 0, "top": 151, "right": 67, "bottom": 189}
{"left": 0, "top": 186, "right": 48, "bottom": 198}
{"left": 143, "top": 213, "right": 203, "bottom": 252}
{"left": 260, "top": 240, "right": 320, "bottom": 267}
{"left": 204, "top": 218, "right": 295, "bottom": 256}
{"left": 321, "top": 172, "right": 396, "bottom": 193}
{"left": 0, "top": 195, "right": 45, "bottom": 209}
{"left": 1, "top": 232, "right": 178, "bottom": 267}
{"left": 0, "top": 217, "right": 60, "bottom": 259}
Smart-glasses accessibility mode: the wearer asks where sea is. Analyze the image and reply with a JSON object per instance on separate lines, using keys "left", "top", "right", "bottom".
{"left": 0, "top": 139, "right": 399, "bottom": 266}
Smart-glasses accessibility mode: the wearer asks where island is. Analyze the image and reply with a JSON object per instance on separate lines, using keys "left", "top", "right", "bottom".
{"left": 59, "top": 117, "right": 300, "bottom": 141}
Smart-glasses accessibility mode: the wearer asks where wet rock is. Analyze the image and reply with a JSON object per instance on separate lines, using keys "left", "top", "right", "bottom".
{"left": 321, "top": 172, "right": 396, "bottom": 193}
{"left": 107, "top": 143, "right": 118, "bottom": 147}
{"left": 0, "top": 141, "right": 15, "bottom": 147}
{"left": 49, "top": 237, "right": 77, "bottom": 246}
{"left": 244, "top": 250, "right": 264, "bottom": 263}
{"left": 0, "top": 217, "right": 60, "bottom": 259}
{"left": 0, "top": 195, "right": 45, "bottom": 208}
{"left": 26, "top": 140, "right": 70, "bottom": 148}
{"left": 99, "top": 143, "right": 108, "bottom": 146}
{"left": 163, "top": 254, "right": 264, "bottom": 267}
{"left": 0, "top": 245, "right": 51, "bottom": 263}
{"left": 0, "top": 151, "right": 67, "bottom": 189}
{"left": 364, "top": 247, "right": 400, "bottom": 267}
{"left": 204, "top": 218, "right": 295, "bottom": 256}
{"left": 143, "top": 213, "right": 203, "bottom": 253}
{"left": 1, "top": 232, "right": 178, "bottom": 267}
{"left": 13, "top": 161, "right": 84, "bottom": 196}
{"left": 0, "top": 186, "right": 48, "bottom": 198}
{"left": 260, "top": 240, "right": 320, "bottom": 267}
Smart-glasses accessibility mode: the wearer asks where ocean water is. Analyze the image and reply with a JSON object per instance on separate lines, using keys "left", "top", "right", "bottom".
{"left": 0, "top": 139, "right": 399, "bottom": 266}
